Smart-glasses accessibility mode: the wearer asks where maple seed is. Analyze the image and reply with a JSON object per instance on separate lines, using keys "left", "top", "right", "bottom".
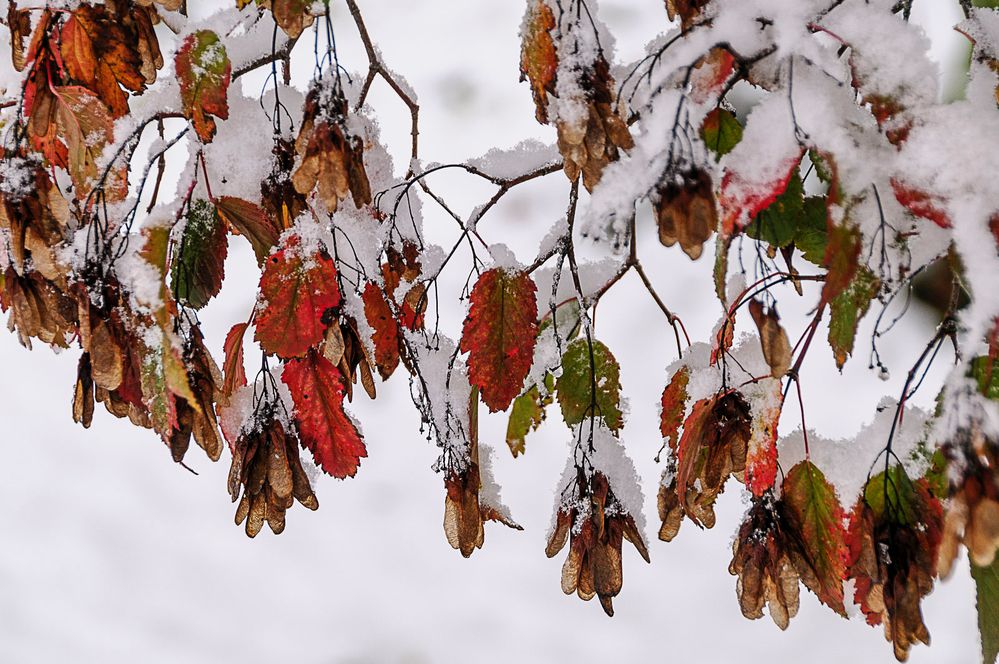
{"left": 228, "top": 406, "right": 318, "bottom": 538}
{"left": 749, "top": 299, "right": 792, "bottom": 378}
{"left": 729, "top": 495, "right": 802, "bottom": 630}
{"left": 292, "top": 81, "right": 372, "bottom": 212}
{"left": 938, "top": 432, "right": 999, "bottom": 575}
{"left": 654, "top": 168, "right": 718, "bottom": 260}
{"left": 846, "top": 467, "right": 943, "bottom": 661}
{"left": 547, "top": 472, "right": 650, "bottom": 616}
{"left": 443, "top": 433, "right": 522, "bottom": 558}
{"left": 664, "top": 391, "right": 751, "bottom": 537}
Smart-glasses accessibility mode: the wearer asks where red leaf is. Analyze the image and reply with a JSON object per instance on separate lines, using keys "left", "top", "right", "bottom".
{"left": 660, "top": 365, "right": 690, "bottom": 451}
{"left": 719, "top": 150, "right": 803, "bottom": 236}
{"left": 283, "top": 352, "right": 367, "bottom": 479}
{"left": 222, "top": 322, "right": 248, "bottom": 399}
{"left": 890, "top": 178, "right": 951, "bottom": 229}
{"left": 460, "top": 268, "right": 539, "bottom": 412}
{"left": 746, "top": 378, "right": 782, "bottom": 496}
{"left": 362, "top": 281, "right": 400, "bottom": 380}
{"left": 689, "top": 48, "right": 735, "bottom": 105}
{"left": 254, "top": 235, "right": 340, "bottom": 359}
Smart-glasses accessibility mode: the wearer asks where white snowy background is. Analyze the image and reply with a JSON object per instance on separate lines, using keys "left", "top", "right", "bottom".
{"left": 0, "top": 2, "right": 983, "bottom": 663}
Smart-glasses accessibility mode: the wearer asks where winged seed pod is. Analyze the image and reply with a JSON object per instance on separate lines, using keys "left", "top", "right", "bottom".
{"left": 846, "top": 467, "right": 943, "bottom": 662}
{"left": 659, "top": 391, "right": 751, "bottom": 540}
{"left": 292, "top": 80, "right": 372, "bottom": 213}
{"left": 653, "top": 167, "right": 718, "bottom": 260}
{"left": 939, "top": 427, "right": 999, "bottom": 575}
{"left": 547, "top": 471, "right": 649, "bottom": 616}
{"left": 519, "top": 0, "right": 633, "bottom": 192}
{"left": 228, "top": 403, "right": 318, "bottom": 538}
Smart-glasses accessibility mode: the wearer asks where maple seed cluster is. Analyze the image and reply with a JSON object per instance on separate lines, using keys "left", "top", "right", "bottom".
{"left": 547, "top": 472, "right": 650, "bottom": 617}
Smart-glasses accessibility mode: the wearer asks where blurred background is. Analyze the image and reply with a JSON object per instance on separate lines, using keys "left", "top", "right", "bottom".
{"left": 0, "top": 2, "right": 982, "bottom": 663}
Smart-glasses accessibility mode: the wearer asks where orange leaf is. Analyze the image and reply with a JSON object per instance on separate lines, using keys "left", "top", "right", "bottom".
{"left": 362, "top": 282, "right": 400, "bottom": 380}
{"left": 222, "top": 322, "right": 248, "bottom": 399}
{"left": 520, "top": 0, "right": 557, "bottom": 124}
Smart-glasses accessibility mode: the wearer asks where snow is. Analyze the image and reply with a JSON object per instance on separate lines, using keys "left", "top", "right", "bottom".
{"left": 467, "top": 139, "right": 560, "bottom": 180}
{"left": 776, "top": 397, "right": 932, "bottom": 503}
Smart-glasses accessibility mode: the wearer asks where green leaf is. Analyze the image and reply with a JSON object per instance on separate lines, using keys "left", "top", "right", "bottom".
{"left": 828, "top": 267, "right": 880, "bottom": 370}
{"left": 807, "top": 148, "right": 834, "bottom": 184}
{"left": 972, "top": 0, "right": 999, "bottom": 8}
{"left": 971, "top": 356, "right": 999, "bottom": 401}
{"left": 794, "top": 196, "right": 828, "bottom": 265}
{"left": 170, "top": 199, "right": 227, "bottom": 309}
{"left": 783, "top": 460, "right": 848, "bottom": 615}
{"left": 972, "top": 558, "right": 999, "bottom": 664}
{"left": 556, "top": 338, "right": 624, "bottom": 432}
{"left": 506, "top": 373, "right": 555, "bottom": 457}
{"left": 923, "top": 448, "right": 949, "bottom": 500}
{"left": 864, "top": 465, "right": 921, "bottom": 526}
{"left": 701, "top": 108, "right": 743, "bottom": 159}
{"left": 745, "top": 172, "right": 804, "bottom": 248}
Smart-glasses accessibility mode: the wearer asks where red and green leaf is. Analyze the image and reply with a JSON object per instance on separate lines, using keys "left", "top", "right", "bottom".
{"left": 176, "top": 30, "right": 231, "bottom": 143}
{"left": 783, "top": 460, "right": 848, "bottom": 615}
{"left": 820, "top": 223, "right": 862, "bottom": 305}
{"left": 282, "top": 351, "right": 366, "bottom": 479}
{"left": 460, "top": 268, "right": 539, "bottom": 412}
{"left": 660, "top": 365, "right": 690, "bottom": 451}
{"left": 828, "top": 267, "right": 880, "bottom": 370}
{"left": 719, "top": 150, "right": 803, "bottom": 236}
{"left": 701, "top": 107, "right": 743, "bottom": 160}
{"left": 170, "top": 199, "right": 227, "bottom": 309}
